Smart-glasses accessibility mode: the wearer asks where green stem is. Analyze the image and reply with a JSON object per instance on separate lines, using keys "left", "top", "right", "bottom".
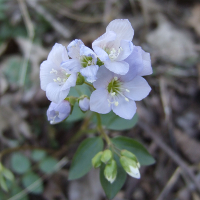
{"left": 84, "top": 81, "right": 95, "bottom": 90}
{"left": 96, "top": 113, "right": 111, "bottom": 146}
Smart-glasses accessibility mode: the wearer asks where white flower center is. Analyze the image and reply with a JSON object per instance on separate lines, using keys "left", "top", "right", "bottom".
{"left": 107, "top": 76, "right": 130, "bottom": 107}
{"left": 108, "top": 47, "right": 123, "bottom": 60}
{"left": 50, "top": 68, "right": 70, "bottom": 85}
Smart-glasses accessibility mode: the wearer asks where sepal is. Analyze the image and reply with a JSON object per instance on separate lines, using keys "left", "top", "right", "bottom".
{"left": 76, "top": 72, "right": 85, "bottom": 85}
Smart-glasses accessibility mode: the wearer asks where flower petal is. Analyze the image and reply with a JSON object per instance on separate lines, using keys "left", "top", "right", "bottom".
{"left": 116, "top": 40, "right": 133, "bottom": 61}
{"left": 61, "top": 73, "right": 77, "bottom": 90}
{"left": 112, "top": 96, "right": 136, "bottom": 120}
{"left": 67, "top": 39, "right": 84, "bottom": 59}
{"left": 90, "top": 89, "right": 111, "bottom": 114}
{"left": 128, "top": 166, "right": 140, "bottom": 179}
{"left": 137, "top": 48, "right": 152, "bottom": 76}
{"left": 80, "top": 65, "right": 99, "bottom": 83}
{"left": 104, "top": 60, "right": 129, "bottom": 75}
{"left": 120, "top": 46, "right": 144, "bottom": 82}
{"left": 106, "top": 19, "right": 134, "bottom": 45}
{"left": 93, "top": 46, "right": 109, "bottom": 62}
{"left": 93, "top": 66, "right": 113, "bottom": 89}
{"left": 40, "top": 60, "right": 58, "bottom": 91}
{"left": 80, "top": 45, "right": 95, "bottom": 57}
{"left": 123, "top": 76, "right": 151, "bottom": 101}
{"left": 92, "top": 31, "right": 116, "bottom": 49}
{"left": 46, "top": 82, "right": 70, "bottom": 103}
{"left": 61, "top": 59, "right": 82, "bottom": 73}
{"left": 48, "top": 43, "right": 68, "bottom": 66}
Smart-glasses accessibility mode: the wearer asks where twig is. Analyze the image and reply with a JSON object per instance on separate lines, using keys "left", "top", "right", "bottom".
{"left": 157, "top": 167, "right": 181, "bottom": 200}
{"left": 140, "top": 0, "right": 149, "bottom": 42}
{"left": 47, "top": 3, "right": 102, "bottom": 24}
{"left": 17, "top": 0, "right": 34, "bottom": 87}
{"left": 138, "top": 121, "right": 200, "bottom": 193}
{"left": 0, "top": 146, "right": 53, "bottom": 161}
{"left": 129, "top": 0, "right": 137, "bottom": 16}
{"left": 26, "top": 0, "right": 71, "bottom": 39}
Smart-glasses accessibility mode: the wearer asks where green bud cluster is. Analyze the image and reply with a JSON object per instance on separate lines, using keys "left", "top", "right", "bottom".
{"left": 92, "top": 149, "right": 117, "bottom": 184}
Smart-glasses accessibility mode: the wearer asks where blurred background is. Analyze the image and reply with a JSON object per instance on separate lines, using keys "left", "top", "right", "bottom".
{"left": 0, "top": 0, "right": 200, "bottom": 199}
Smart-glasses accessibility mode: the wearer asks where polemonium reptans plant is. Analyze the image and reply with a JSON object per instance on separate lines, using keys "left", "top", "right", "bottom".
{"left": 40, "top": 19, "right": 155, "bottom": 199}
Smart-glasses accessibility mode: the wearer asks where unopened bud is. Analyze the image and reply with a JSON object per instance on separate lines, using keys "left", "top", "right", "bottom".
{"left": 104, "top": 159, "right": 117, "bottom": 184}
{"left": 92, "top": 151, "right": 103, "bottom": 168}
{"left": 76, "top": 73, "right": 85, "bottom": 85}
{"left": 79, "top": 97, "right": 90, "bottom": 112}
{"left": 101, "top": 149, "right": 112, "bottom": 164}
{"left": 121, "top": 150, "right": 138, "bottom": 163}
{"left": 120, "top": 156, "right": 140, "bottom": 179}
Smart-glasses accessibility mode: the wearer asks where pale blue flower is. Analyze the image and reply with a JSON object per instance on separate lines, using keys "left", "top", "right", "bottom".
{"left": 90, "top": 66, "right": 151, "bottom": 119}
{"left": 47, "top": 100, "right": 71, "bottom": 124}
{"left": 79, "top": 97, "right": 90, "bottom": 111}
{"left": 92, "top": 19, "right": 134, "bottom": 75}
{"left": 62, "top": 39, "right": 99, "bottom": 83}
{"left": 121, "top": 46, "right": 153, "bottom": 82}
{"left": 40, "top": 43, "right": 77, "bottom": 104}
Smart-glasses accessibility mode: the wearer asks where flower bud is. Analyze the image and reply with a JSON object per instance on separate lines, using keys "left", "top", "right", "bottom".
{"left": 76, "top": 73, "right": 85, "bottom": 85}
{"left": 121, "top": 150, "right": 139, "bottom": 167}
{"left": 47, "top": 100, "right": 71, "bottom": 124}
{"left": 92, "top": 151, "right": 103, "bottom": 168}
{"left": 101, "top": 149, "right": 112, "bottom": 164}
{"left": 104, "top": 159, "right": 117, "bottom": 184}
{"left": 120, "top": 156, "right": 140, "bottom": 179}
{"left": 79, "top": 97, "right": 90, "bottom": 112}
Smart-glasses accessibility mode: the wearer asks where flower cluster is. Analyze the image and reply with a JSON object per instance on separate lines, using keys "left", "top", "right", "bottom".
{"left": 40, "top": 19, "right": 152, "bottom": 124}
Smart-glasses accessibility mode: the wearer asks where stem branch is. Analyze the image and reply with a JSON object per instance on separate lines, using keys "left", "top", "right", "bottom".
{"left": 96, "top": 113, "right": 111, "bottom": 145}
{"left": 84, "top": 81, "right": 95, "bottom": 90}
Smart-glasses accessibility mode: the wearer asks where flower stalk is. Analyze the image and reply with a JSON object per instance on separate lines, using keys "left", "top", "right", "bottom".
{"left": 96, "top": 113, "right": 111, "bottom": 146}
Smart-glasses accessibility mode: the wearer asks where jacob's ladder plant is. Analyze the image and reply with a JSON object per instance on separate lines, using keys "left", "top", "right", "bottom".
{"left": 40, "top": 19, "right": 155, "bottom": 199}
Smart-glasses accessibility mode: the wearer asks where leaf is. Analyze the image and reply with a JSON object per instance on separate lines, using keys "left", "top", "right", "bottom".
{"left": 2, "top": 168, "right": 14, "bottom": 181}
{"left": 39, "top": 157, "right": 58, "bottom": 174}
{"left": 68, "top": 84, "right": 92, "bottom": 97}
{"left": 100, "top": 154, "right": 127, "bottom": 200}
{"left": 69, "top": 137, "right": 104, "bottom": 180}
{"left": 11, "top": 152, "right": 31, "bottom": 174}
{"left": 0, "top": 175, "right": 8, "bottom": 192}
{"left": 112, "top": 136, "right": 155, "bottom": 166}
{"left": 31, "top": 149, "right": 47, "bottom": 162}
{"left": 66, "top": 102, "right": 85, "bottom": 122}
{"left": 22, "top": 172, "right": 43, "bottom": 194}
{"left": 99, "top": 112, "right": 138, "bottom": 131}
